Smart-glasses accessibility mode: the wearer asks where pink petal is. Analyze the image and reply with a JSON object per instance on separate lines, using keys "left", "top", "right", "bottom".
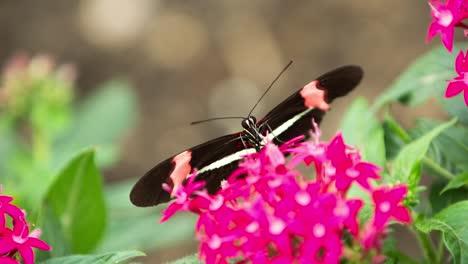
{"left": 387, "top": 186, "right": 407, "bottom": 203}
{"left": 373, "top": 212, "right": 390, "bottom": 230}
{"left": 160, "top": 203, "right": 183, "bottom": 223}
{"left": 335, "top": 175, "right": 352, "bottom": 191}
{"left": 441, "top": 27, "right": 454, "bottom": 52}
{"left": 445, "top": 81, "right": 465, "bottom": 97}
{"left": 265, "top": 143, "right": 285, "bottom": 167}
{"left": 463, "top": 89, "right": 468, "bottom": 106}
{"left": 356, "top": 177, "right": 371, "bottom": 190}
{"left": 5, "top": 204, "right": 25, "bottom": 220}
{"left": 0, "top": 238, "right": 16, "bottom": 254}
{"left": 0, "top": 213, "right": 5, "bottom": 231}
{"left": 0, "top": 196, "right": 14, "bottom": 203}
{"left": 372, "top": 188, "right": 386, "bottom": 204}
{"left": 0, "top": 257, "right": 20, "bottom": 264}
{"left": 18, "top": 245, "right": 34, "bottom": 264}
{"left": 392, "top": 206, "right": 411, "bottom": 223}
{"left": 455, "top": 50, "right": 465, "bottom": 74}
{"left": 426, "top": 22, "right": 440, "bottom": 42}
{"left": 27, "top": 237, "right": 51, "bottom": 251}
{"left": 13, "top": 218, "right": 29, "bottom": 237}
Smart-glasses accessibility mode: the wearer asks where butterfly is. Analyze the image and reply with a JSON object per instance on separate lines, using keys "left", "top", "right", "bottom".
{"left": 130, "top": 65, "right": 363, "bottom": 207}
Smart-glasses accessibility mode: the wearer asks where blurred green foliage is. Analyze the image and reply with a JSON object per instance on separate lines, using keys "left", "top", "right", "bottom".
{"left": 339, "top": 44, "right": 468, "bottom": 264}
{"left": 0, "top": 54, "right": 158, "bottom": 263}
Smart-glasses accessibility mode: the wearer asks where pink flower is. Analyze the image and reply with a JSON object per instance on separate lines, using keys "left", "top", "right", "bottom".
{"left": 360, "top": 223, "right": 386, "bottom": 251}
{"left": 427, "top": 0, "right": 468, "bottom": 52}
{"left": 334, "top": 199, "right": 363, "bottom": 237}
{"left": 0, "top": 185, "right": 51, "bottom": 264}
{"left": 446, "top": 50, "right": 468, "bottom": 106}
{"left": 161, "top": 122, "right": 412, "bottom": 263}
{"left": 0, "top": 220, "right": 51, "bottom": 264}
{"left": 0, "top": 195, "right": 25, "bottom": 232}
{"left": 371, "top": 185, "right": 411, "bottom": 230}
{"left": 326, "top": 134, "right": 381, "bottom": 192}
{"left": 160, "top": 175, "right": 206, "bottom": 222}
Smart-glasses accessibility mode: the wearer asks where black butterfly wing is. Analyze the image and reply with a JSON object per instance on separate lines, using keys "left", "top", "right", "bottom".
{"left": 130, "top": 133, "right": 248, "bottom": 207}
{"left": 131, "top": 65, "right": 363, "bottom": 207}
{"left": 259, "top": 65, "right": 363, "bottom": 143}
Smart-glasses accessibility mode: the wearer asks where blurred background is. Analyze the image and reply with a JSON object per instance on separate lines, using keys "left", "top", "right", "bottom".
{"left": 0, "top": 0, "right": 446, "bottom": 262}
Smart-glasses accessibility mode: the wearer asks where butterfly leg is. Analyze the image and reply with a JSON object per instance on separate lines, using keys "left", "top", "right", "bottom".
{"left": 263, "top": 123, "right": 286, "bottom": 143}
{"left": 240, "top": 134, "right": 248, "bottom": 149}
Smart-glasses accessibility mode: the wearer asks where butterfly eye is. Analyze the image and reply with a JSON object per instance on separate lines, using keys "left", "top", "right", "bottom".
{"left": 250, "top": 116, "right": 257, "bottom": 124}
{"left": 241, "top": 119, "right": 250, "bottom": 129}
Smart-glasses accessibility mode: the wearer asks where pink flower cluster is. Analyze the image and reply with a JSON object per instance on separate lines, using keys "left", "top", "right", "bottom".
{"left": 427, "top": 0, "right": 468, "bottom": 106}
{"left": 427, "top": 0, "right": 468, "bottom": 52}
{"left": 0, "top": 186, "right": 51, "bottom": 264}
{"left": 446, "top": 50, "right": 468, "bottom": 105}
{"left": 161, "top": 127, "right": 411, "bottom": 264}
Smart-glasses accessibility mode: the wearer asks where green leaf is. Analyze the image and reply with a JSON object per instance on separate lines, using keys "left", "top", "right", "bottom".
{"left": 339, "top": 97, "right": 386, "bottom": 168}
{"left": 38, "top": 250, "right": 145, "bottom": 264}
{"left": 441, "top": 89, "right": 468, "bottom": 125}
{"left": 441, "top": 172, "right": 468, "bottom": 194}
{"left": 382, "top": 113, "right": 411, "bottom": 161}
{"left": 375, "top": 44, "right": 468, "bottom": 108}
{"left": 52, "top": 80, "right": 137, "bottom": 170}
{"left": 47, "top": 150, "right": 106, "bottom": 253}
{"left": 411, "top": 119, "right": 468, "bottom": 174}
{"left": 170, "top": 254, "right": 202, "bottom": 264}
{"left": 391, "top": 118, "right": 457, "bottom": 186}
{"left": 97, "top": 179, "right": 196, "bottom": 252}
{"left": 416, "top": 201, "right": 468, "bottom": 263}
{"left": 429, "top": 180, "right": 468, "bottom": 216}
{"left": 435, "top": 124, "right": 468, "bottom": 172}
{"left": 36, "top": 206, "right": 72, "bottom": 261}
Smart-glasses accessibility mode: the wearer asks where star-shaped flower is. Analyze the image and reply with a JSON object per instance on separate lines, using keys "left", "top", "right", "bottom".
{"left": 446, "top": 50, "right": 468, "bottom": 106}
{"left": 427, "top": 0, "right": 468, "bottom": 52}
{"left": 372, "top": 185, "right": 411, "bottom": 230}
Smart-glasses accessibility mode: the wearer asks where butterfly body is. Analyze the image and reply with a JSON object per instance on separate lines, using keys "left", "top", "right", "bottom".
{"left": 130, "top": 65, "right": 363, "bottom": 207}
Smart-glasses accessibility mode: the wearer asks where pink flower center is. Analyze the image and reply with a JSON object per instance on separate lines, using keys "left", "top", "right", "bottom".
{"left": 346, "top": 168, "right": 359, "bottom": 178}
{"left": 334, "top": 204, "right": 350, "bottom": 218}
{"left": 12, "top": 235, "right": 27, "bottom": 244}
{"left": 208, "top": 234, "right": 222, "bottom": 250}
{"left": 268, "top": 178, "right": 282, "bottom": 188}
{"left": 220, "top": 180, "right": 228, "bottom": 189}
{"left": 313, "top": 223, "right": 326, "bottom": 238}
{"left": 379, "top": 201, "right": 391, "bottom": 213}
{"left": 310, "top": 145, "right": 325, "bottom": 156}
{"left": 325, "top": 165, "right": 336, "bottom": 176}
{"left": 269, "top": 218, "right": 286, "bottom": 235}
{"left": 246, "top": 221, "right": 259, "bottom": 233}
{"left": 437, "top": 10, "right": 454, "bottom": 27}
{"left": 209, "top": 196, "right": 224, "bottom": 211}
{"left": 295, "top": 190, "right": 311, "bottom": 206}
{"left": 430, "top": 2, "right": 454, "bottom": 27}
{"left": 176, "top": 192, "right": 187, "bottom": 203}
{"left": 463, "top": 73, "right": 468, "bottom": 85}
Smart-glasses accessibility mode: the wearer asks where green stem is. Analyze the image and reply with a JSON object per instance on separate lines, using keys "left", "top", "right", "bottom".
{"left": 32, "top": 128, "right": 50, "bottom": 168}
{"left": 436, "top": 233, "right": 445, "bottom": 264}
{"left": 413, "top": 226, "right": 437, "bottom": 264}
{"left": 422, "top": 157, "right": 454, "bottom": 181}
{"left": 386, "top": 250, "right": 420, "bottom": 264}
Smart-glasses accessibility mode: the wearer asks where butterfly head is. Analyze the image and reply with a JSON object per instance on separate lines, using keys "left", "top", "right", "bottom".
{"left": 241, "top": 116, "right": 257, "bottom": 130}
{"left": 241, "top": 116, "right": 264, "bottom": 151}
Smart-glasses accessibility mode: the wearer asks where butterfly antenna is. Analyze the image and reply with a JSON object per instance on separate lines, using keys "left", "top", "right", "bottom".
{"left": 190, "top": 116, "right": 245, "bottom": 125}
{"left": 247, "top": 60, "right": 293, "bottom": 118}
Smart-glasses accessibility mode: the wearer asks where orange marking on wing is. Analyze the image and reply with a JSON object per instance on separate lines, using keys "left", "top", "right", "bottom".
{"left": 169, "top": 150, "right": 192, "bottom": 196}
{"left": 299, "top": 80, "right": 330, "bottom": 110}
